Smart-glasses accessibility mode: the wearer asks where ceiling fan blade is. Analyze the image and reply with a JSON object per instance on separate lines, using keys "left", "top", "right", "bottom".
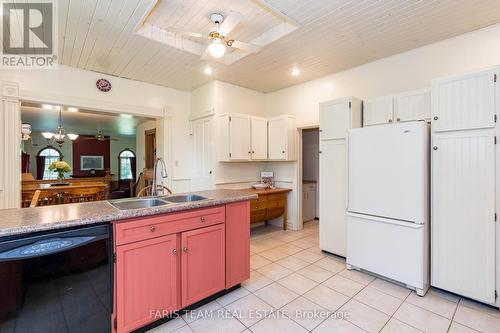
{"left": 230, "top": 40, "right": 261, "bottom": 54}
{"left": 167, "top": 27, "right": 207, "bottom": 39}
{"left": 219, "top": 11, "right": 244, "bottom": 36}
{"left": 200, "top": 46, "right": 211, "bottom": 60}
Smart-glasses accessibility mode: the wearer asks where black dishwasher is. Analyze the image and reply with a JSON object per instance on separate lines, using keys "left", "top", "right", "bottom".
{"left": 0, "top": 224, "right": 112, "bottom": 333}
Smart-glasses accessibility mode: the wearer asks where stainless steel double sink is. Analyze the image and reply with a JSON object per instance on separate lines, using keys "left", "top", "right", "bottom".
{"left": 109, "top": 194, "right": 207, "bottom": 210}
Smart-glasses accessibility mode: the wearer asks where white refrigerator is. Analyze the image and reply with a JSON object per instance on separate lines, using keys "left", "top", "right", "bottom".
{"left": 346, "top": 121, "right": 430, "bottom": 296}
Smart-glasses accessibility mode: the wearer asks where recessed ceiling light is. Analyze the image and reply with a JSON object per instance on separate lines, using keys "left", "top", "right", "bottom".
{"left": 204, "top": 66, "right": 213, "bottom": 75}
{"left": 291, "top": 68, "right": 300, "bottom": 76}
{"left": 67, "top": 107, "right": 78, "bottom": 112}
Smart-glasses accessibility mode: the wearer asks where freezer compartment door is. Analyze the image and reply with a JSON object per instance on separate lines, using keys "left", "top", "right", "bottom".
{"left": 347, "top": 121, "right": 428, "bottom": 223}
{"left": 346, "top": 213, "right": 427, "bottom": 289}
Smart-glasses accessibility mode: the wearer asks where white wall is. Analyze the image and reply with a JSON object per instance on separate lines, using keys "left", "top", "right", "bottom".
{"left": 0, "top": 64, "right": 191, "bottom": 207}
{"left": 190, "top": 81, "right": 267, "bottom": 191}
{"left": 266, "top": 24, "right": 500, "bottom": 124}
{"left": 264, "top": 23, "right": 500, "bottom": 230}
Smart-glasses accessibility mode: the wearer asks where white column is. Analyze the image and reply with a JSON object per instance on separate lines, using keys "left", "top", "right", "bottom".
{"left": 1, "top": 81, "right": 21, "bottom": 209}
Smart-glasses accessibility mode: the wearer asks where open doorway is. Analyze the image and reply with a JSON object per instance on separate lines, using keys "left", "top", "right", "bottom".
{"left": 302, "top": 128, "right": 320, "bottom": 226}
{"left": 20, "top": 101, "right": 155, "bottom": 207}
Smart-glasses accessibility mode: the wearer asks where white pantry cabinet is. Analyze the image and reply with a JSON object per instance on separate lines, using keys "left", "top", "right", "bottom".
{"left": 250, "top": 117, "right": 268, "bottom": 160}
{"left": 319, "top": 97, "right": 362, "bottom": 256}
{"left": 431, "top": 67, "right": 499, "bottom": 307}
{"left": 218, "top": 114, "right": 295, "bottom": 161}
{"left": 268, "top": 115, "right": 296, "bottom": 161}
{"left": 432, "top": 69, "right": 496, "bottom": 132}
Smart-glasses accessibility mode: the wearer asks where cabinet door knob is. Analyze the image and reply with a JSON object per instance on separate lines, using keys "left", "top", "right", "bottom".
{"left": 319, "top": 151, "right": 322, "bottom": 154}
{"left": 182, "top": 247, "right": 188, "bottom": 253}
{"left": 150, "top": 226, "right": 156, "bottom": 232}
{"left": 396, "top": 118, "right": 401, "bottom": 122}
{"left": 433, "top": 116, "right": 439, "bottom": 120}
{"left": 282, "top": 150, "right": 286, "bottom": 154}
{"left": 200, "top": 216, "right": 205, "bottom": 222}
{"left": 255, "top": 205, "right": 259, "bottom": 209}
{"left": 171, "top": 249, "right": 177, "bottom": 255}
{"left": 388, "top": 119, "right": 393, "bottom": 123}
{"left": 433, "top": 146, "right": 438, "bottom": 150}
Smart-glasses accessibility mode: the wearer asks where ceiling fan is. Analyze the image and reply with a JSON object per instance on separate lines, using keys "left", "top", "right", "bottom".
{"left": 85, "top": 130, "right": 119, "bottom": 142}
{"left": 169, "top": 12, "right": 262, "bottom": 59}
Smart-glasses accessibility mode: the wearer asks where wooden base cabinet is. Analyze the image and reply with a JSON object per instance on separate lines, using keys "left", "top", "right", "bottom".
{"left": 115, "top": 234, "right": 180, "bottom": 333}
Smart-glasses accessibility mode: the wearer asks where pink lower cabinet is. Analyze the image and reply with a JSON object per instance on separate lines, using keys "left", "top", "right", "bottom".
{"left": 225, "top": 201, "right": 250, "bottom": 288}
{"left": 115, "top": 234, "right": 179, "bottom": 333}
{"left": 181, "top": 224, "right": 226, "bottom": 307}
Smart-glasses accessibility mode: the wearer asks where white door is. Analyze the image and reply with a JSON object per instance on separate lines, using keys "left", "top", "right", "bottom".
{"left": 363, "top": 95, "right": 394, "bottom": 126}
{"left": 192, "top": 117, "right": 214, "bottom": 190}
{"left": 431, "top": 129, "right": 496, "bottom": 304}
{"left": 395, "top": 88, "right": 431, "bottom": 122}
{"left": 229, "top": 115, "right": 251, "bottom": 160}
{"left": 319, "top": 140, "right": 347, "bottom": 256}
{"left": 319, "top": 99, "right": 350, "bottom": 140}
{"left": 347, "top": 122, "right": 428, "bottom": 223}
{"left": 268, "top": 118, "right": 286, "bottom": 160}
{"left": 432, "top": 69, "right": 496, "bottom": 132}
{"left": 251, "top": 118, "right": 268, "bottom": 160}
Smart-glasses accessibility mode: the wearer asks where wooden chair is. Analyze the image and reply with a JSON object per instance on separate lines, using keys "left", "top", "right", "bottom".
{"left": 136, "top": 185, "right": 173, "bottom": 197}
{"left": 65, "top": 187, "right": 106, "bottom": 203}
{"left": 28, "top": 190, "right": 61, "bottom": 207}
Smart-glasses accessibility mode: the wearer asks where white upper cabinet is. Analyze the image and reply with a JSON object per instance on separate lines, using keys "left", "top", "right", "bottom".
{"left": 251, "top": 118, "right": 268, "bottom": 160}
{"left": 395, "top": 88, "right": 431, "bottom": 122}
{"left": 363, "top": 95, "right": 395, "bottom": 126}
{"left": 432, "top": 69, "right": 497, "bottom": 132}
{"left": 268, "top": 115, "right": 296, "bottom": 161}
{"left": 218, "top": 114, "right": 251, "bottom": 161}
{"left": 319, "top": 97, "right": 362, "bottom": 140}
{"left": 218, "top": 114, "right": 295, "bottom": 162}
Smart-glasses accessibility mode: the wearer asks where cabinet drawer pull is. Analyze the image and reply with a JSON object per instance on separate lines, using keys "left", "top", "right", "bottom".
{"left": 150, "top": 226, "right": 156, "bottom": 232}
{"left": 388, "top": 119, "right": 393, "bottom": 123}
{"left": 200, "top": 216, "right": 205, "bottom": 222}
{"left": 171, "top": 248, "right": 177, "bottom": 255}
{"left": 182, "top": 247, "right": 188, "bottom": 253}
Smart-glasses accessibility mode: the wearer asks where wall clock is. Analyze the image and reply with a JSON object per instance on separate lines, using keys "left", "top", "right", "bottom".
{"left": 96, "top": 78, "right": 112, "bottom": 92}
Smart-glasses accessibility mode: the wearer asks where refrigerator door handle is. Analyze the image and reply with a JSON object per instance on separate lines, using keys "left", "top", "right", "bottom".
{"left": 345, "top": 133, "right": 350, "bottom": 211}
{"left": 346, "top": 212, "right": 422, "bottom": 228}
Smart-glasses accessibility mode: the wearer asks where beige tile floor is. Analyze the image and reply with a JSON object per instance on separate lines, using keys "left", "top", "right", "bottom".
{"left": 149, "top": 220, "right": 500, "bottom": 333}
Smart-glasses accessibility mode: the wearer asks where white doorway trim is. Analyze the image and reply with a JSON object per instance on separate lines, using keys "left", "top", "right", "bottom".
{"left": 296, "top": 123, "right": 319, "bottom": 230}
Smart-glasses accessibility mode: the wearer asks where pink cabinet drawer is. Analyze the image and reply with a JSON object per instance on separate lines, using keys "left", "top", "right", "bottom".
{"left": 114, "top": 206, "right": 225, "bottom": 246}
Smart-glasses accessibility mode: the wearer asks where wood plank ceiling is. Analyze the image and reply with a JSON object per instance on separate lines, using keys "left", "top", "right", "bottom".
{"left": 58, "top": 0, "right": 500, "bottom": 92}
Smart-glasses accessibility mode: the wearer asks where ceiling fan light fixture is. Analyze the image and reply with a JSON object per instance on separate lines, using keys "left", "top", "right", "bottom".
{"left": 208, "top": 38, "right": 226, "bottom": 58}
{"left": 67, "top": 133, "right": 79, "bottom": 140}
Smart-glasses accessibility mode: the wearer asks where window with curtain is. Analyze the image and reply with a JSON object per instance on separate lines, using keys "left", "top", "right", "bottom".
{"left": 119, "top": 149, "right": 135, "bottom": 180}
{"left": 38, "top": 148, "right": 61, "bottom": 180}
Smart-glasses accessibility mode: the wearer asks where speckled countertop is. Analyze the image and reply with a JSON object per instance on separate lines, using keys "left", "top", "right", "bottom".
{"left": 0, "top": 189, "right": 257, "bottom": 237}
